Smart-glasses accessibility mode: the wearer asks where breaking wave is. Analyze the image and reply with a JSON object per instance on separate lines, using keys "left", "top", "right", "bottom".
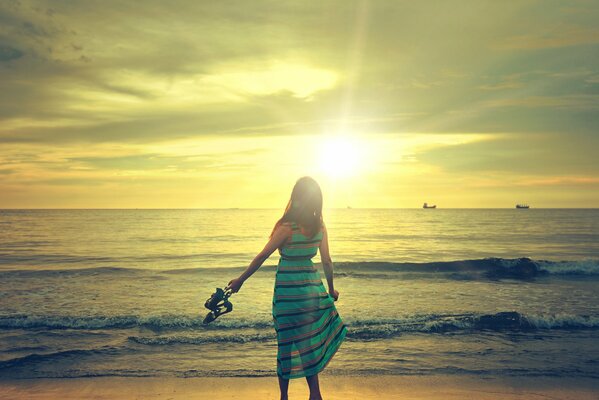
{"left": 2, "top": 258, "right": 598, "bottom": 279}
{"left": 3, "top": 312, "right": 597, "bottom": 337}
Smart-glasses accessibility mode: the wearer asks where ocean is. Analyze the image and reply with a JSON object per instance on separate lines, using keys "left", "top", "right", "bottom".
{"left": 0, "top": 208, "right": 598, "bottom": 379}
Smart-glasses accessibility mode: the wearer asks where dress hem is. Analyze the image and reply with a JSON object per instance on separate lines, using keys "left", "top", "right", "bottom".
{"left": 276, "top": 325, "right": 347, "bottom": 380}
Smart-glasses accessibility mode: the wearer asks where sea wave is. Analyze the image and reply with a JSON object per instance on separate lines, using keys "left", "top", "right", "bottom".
{"left": 128, "top": 333, "right": 274, "bottom": 345}
{"left": 0, "top": 346, "right": 122, "bottom": 370}
{"left": 535, "top": 260, "right": 599, "bottom": 276}
{"left": 333, "top": 258, "right": 599, "bottom": 279}
{"left": 2, "top": 258, "right": 597, "bottom": 278}
{"left": 3, "top": 312, "right": 596, "bottom": 336}
{"left": 0, "top": 314, "right": 271, "bottom": 331}
{"left": 0, "top": 252, "right": 236, "bottom": 269}
{"left": 345, "top": 312, "right": 599, "bottom": 339}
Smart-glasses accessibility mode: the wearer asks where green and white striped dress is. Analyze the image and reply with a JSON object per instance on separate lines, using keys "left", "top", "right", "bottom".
{"left": 272, "top": 221, "right": 347, "bottom": 379}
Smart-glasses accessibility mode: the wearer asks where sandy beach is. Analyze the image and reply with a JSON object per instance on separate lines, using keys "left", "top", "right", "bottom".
{"left": 1, "top": 375, "right": 598, "bottom": 400}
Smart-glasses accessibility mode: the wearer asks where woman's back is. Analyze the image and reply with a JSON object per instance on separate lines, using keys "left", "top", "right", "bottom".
{"left": 278, "top": 221, "right": 323, "bottom": 264}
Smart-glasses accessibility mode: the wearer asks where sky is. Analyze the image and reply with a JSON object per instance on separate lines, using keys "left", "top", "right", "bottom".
{"left": 1, "top": 0, "right": 598, "bottom": 208}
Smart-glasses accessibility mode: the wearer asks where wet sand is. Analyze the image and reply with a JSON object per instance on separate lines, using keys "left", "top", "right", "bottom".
{"left": 1, "top": 375, "right": 598, "bottom": 399}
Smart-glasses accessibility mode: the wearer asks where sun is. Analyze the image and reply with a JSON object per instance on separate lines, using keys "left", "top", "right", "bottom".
{"left": 317, "top": 136, "right": 363, "bottom": 178}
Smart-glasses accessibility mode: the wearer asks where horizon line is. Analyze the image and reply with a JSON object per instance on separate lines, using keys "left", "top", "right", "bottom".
{"left": 1, "top": 207, "right": 598, "bottom": 210}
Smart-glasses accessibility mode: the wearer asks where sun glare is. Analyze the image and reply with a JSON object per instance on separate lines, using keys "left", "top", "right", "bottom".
{"left": 318, "top": 136, "right": 363, "bottom": 178}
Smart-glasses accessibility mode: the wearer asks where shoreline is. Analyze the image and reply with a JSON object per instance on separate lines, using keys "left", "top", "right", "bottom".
{"left": 1, "top": 375, "right": 598, "bottom": 400}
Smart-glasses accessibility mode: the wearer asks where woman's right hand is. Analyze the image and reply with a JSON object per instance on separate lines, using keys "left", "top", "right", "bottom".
{"left": 329, "top": 289, "right": 339, "bottom": 301}
{"left": 226, "top": 277, "right": 244, "bottom": 294}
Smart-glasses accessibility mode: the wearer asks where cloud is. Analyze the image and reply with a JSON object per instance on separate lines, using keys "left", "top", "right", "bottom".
{"left": 481, "top": 94, "right": 599, "bottom": 110}
{"left": 202, "top": 62, "right": 337, "bottom": 99}
{"left": 1, "top": 0, "right": 598, "bottom": 140}
{"left": 496, "top": 25, "right": 599, "bottom": 50}
{"left": 66, "top": 149, "right": 265, "bottom": 173}
{"left": 416, "top": 133, "right": 599, "bottom": 176}
{"left": 513, "top": 176, "right": 599, "bottom": 187}
{"left": 0, "top": 44, "right": 23, "bottom": 61}
{"left": 477, "top": 72, "right": 533, "bottom": 91}
{"left": 0, "top": 92, "right": 334, "bottom": 144}
{"left": 585, "top": 75, "right": 599, "bottom": 84}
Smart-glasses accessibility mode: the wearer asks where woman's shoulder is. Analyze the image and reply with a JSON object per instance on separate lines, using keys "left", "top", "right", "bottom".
{"left": 280, "top": 221, "right": 295, "bottom": 228}
{"left": 275, "top": 221, "right": 293, "bottom": 246}
{"left": 277, "top": 221, "right": 294, "bottom": 235}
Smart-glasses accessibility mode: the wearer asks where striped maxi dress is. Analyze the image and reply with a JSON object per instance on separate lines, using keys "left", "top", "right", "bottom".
{"left": 272, "top": 221, "right": 347, "bottom": 379}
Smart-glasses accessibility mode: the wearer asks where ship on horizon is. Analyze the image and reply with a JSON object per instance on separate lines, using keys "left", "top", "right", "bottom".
{"left": 423, "top": 202, "right": 437, "bottom": 209}
{"left": 516, "top": 204, "right": 530, "bottom": 209}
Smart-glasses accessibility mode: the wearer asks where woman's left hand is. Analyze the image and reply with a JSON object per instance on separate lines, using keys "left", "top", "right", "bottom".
{"left": 329, "top": 289, "right": 339, "bottom": 301}
{"left": 226, "top": 277, "right": 244, "bottom": 294}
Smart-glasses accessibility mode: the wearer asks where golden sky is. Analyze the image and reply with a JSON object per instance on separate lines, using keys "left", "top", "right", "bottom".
{"left": 1, "top": 0, "right": 598, "bottom": 208}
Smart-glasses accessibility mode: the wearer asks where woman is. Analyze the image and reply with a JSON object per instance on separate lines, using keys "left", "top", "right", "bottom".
{"left": 227, "top": 176, "right": 347, "bottom": 400}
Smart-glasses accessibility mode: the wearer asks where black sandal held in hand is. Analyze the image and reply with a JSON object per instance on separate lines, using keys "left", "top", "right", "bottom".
{"left": 203, "top": 287, "right": 233, "bottom": 324}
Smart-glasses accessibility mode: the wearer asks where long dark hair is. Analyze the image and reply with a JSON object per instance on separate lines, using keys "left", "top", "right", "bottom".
{"left": 270, "top": 176, "right": 323, "bottom": 239}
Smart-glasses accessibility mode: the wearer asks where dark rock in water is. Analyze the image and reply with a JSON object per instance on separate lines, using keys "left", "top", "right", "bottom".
{"left": 484, "top": 257, "right": 546, "bottom": 280}
{"left": 474, "top": 311, "right": 534, "bottom": 331}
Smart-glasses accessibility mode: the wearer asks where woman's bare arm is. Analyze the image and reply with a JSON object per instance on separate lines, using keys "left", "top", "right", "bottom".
{"left": 227, "top": 224, "right": 291, "bottom": 293}
{"left": 319, "top": 223, "right": 338, "bottom": 300}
